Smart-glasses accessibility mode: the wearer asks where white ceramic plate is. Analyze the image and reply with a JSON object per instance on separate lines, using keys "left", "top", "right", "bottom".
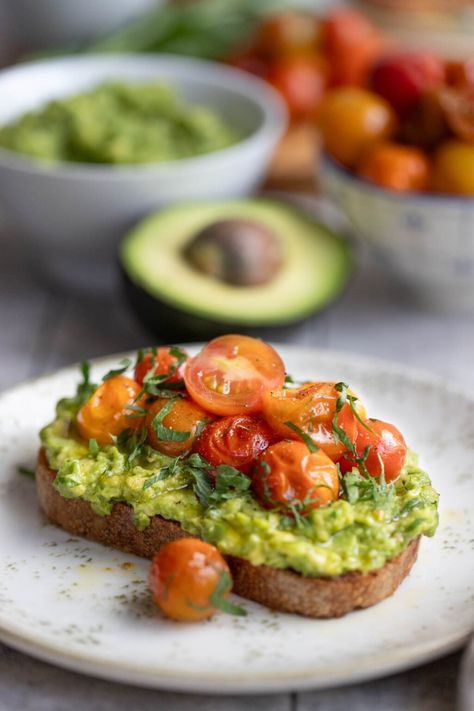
{"left": 0, "top": 346, "right": 473, "bottom": 694}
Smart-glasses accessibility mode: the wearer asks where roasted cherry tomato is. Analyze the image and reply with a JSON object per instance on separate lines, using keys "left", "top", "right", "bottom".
{"left": 370, "top": 52, "right": 445, "bottom": 116}
{"left": 339, "top": 418, "right": 407, "bottom": 483}
{"left": 268, "top": 54, "right": 329, "bottom": 119}
{"left": 256, "top": 11, "right": 320, "bottom": 58}
{"left": 146, "top": 397, "right": 212, "bottom": 458}
{"left": 357, "top": 142, "right": 431, "bottom": 192}
{"left": 149, "top": 538, "right": 233, "bottom": 622}
{"left": 252, "top": 440, "right": 339, "bottom": 512}
{"left": 134, "top": 347, "right": 188, "bottom": 387}
{"left": 320, "top": 9, "right": 384, "bottom": 87}
{"left": 184, "top": 335, "right": 286, "bottom": 417}
{"left": 432, "top": 140, "right": 474, "bottom": 195}
{"left": 76, "top": 375, "right": 142, "bottom": 445}
{"left": 317, "top": 88, "right": 397, "bottom": 167}
{"left": 194, "top": 415, "right": 274, "bottom": 474}
{"left": 262, "top": 382, "right": 358, "bottom": 461}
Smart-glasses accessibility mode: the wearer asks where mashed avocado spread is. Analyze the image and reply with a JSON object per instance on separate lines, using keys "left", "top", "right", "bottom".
{"left": 0, "top": 82, "right": 240, "bottom": 164}
{"left": 40, "top": 393, "right": 439, "bottom": 578}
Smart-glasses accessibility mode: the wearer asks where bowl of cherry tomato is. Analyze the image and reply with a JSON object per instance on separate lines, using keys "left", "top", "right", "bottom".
{"left": 315, "top": 52, "right": 474, "bottom": 310}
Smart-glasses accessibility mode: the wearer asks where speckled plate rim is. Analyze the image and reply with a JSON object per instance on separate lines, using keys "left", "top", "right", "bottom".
{"left": 0, "top": 344, "right": 473, "bottom": 694}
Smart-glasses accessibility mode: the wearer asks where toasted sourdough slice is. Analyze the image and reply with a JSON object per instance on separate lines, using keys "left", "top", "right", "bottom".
{"left": 36, "top": 450, "right": 420, "bottom": 618}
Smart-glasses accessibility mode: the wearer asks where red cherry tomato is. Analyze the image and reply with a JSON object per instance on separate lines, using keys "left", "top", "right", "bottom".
{"left": 252, "top": 440, "right": 339, "bottom": 512}
{"left": 76, "top": 375, "right": 142, "bottom": 445}
{"left": 321, "top": 9, "right": 384, "bottom": 87}
{"left": 371, "top": 52, "right": 445, "bottom": 116}
{"left": 262, "top": 382, "right": 358, "bottom": 462}
{"left": 357, "top": 142, "right": 431, "bottom": 192}
{"left": 146, "top": 397, "right": 212, "bottom": 458}
{"left": 134, "top": 347, "right": 188, "bottom": 386}
{"left": 194, "top": 415, "right": 274, "bottom": 474}
{"left": 184, "top": 335, "right": 286, "bottom": 417}
{"left": 268, "top": 54, "right": 329, "bottom": 119}
{"left": 149, "top": 538, "right": 232, "bottom": 622}
{"left": 256, "top": 11, "right": 320, "bottom": 58}
{"left": 339, "top": 419, "right": 407, "bottom": 483}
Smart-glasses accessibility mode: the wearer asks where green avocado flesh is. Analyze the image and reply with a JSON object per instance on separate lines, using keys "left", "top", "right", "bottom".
{"left": 40, "top": 394, "right": 439, "bottom": 578}
{"left": 120, "top": 200, "right": 352, "bottom": 326}
{"left": 0, "top": 82, "right": 239, "bottom": 164}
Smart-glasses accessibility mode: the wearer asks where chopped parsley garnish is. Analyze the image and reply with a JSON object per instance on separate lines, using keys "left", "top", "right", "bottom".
{"left": 88, "top": 439, "right": 100, "bottom": 456}
{"left": 284, "top": 421, "right": 319, "bottom": 453}
{"left": 76, "top": 361, "right": 96, "bottom": 405}
{"left": 152, "top": 397, "right": 191, "bottom": 442}
{"left": 209, "top": 570, "right": 247, "bottom": 617}
{"left": 102, "top": 358, "right": 132, "bottom": 381}
{"left": 17, "top": 465, "right": 35, "bottom": 478}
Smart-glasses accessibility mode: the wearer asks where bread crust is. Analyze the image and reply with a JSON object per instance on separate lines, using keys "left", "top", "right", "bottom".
{"left": 36, "top": 449, "right": 419, "bottom": 618}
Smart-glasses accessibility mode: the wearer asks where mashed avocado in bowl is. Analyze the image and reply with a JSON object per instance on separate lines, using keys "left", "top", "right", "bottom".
{"left": 0, "top": 81, "right": 240, "bottom": 165}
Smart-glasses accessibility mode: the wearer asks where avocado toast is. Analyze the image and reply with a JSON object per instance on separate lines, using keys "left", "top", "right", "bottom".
{"left": 37, "top": 336, "right": 439, "bottom": 619}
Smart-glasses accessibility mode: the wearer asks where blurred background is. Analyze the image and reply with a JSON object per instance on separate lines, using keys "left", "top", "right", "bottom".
{"left": 0, "top": 1, "right": 473, "bottom": 707}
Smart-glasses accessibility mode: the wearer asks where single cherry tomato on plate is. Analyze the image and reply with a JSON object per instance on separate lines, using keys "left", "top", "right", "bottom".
{"left": 432, "top": 140, "right": 474, "bottom": 195}
{"left": 317, "top": 88, "right": 397, "bottom": 167}
{"left": 252, "top": 440, "right": 339, "bottom": 512}
{"left": 76, "top": 375, "right": 142, "bottom": 446}
{"left": 256, "top": 11, "right": 320, "bottom": 58}
{"left": 268, "top": 54, "right": 329, "bottom": 119}
{"left": 134, "top": 347, "right": 188, "bottom": 387}
{"left": 184, "top": 335, "right": 286, "bottom": 417}
{"left": 370, "top": 52, "right": 445, "bottom": 116}
{"left": 262, "top": 382, "right": 358, "bottom": 461}
{"left": 320, "top": 9, "right": 384, "bottom": 87}
{"left": 339, "top": 418, "right": 407, "bottom": 483}
{"left": 146, "top": 397, "right": 213, "bottom": 457}
{"left": 194, "top": 415, "right": 275, "bottom": 474}
{"left": 357, "top": 142, "right": 431, "bottom": 192}
{"left": 149, "top": 538, "right": 239, "bottom": 622}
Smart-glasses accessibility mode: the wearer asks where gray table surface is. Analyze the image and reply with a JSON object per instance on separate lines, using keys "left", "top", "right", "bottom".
{"left": 1, "top": 216, "right": 473, "bottom": 711}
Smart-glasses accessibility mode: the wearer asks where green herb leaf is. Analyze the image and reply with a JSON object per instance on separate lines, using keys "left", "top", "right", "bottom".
{"left": 102, "top": 358, "right": 132, "bottom": 381}
{"left": 88, "top": 439, "right": 99, "bottom": 456}
{"left": 284, "top": 421, "right": 319, "bottom": 453}
{"left": 209, "top": 570, "right": 246, "bottom": 617}
{"left": 17, "top": 465, "right": 35, "bottom": 478}
{"left": 152, "top": 397, "right": 191, "bottom": 443}
{"left": 209, "top": 466, "right": 251, "bottom": 504}
{"left": 76, "top": 361, "right": 96, "bottom": 405}
{"left": 142, "top": 463, "right": 177, "bottom": 490}
{"left": 188, "top": 467, "right": 212, "bottom": 508}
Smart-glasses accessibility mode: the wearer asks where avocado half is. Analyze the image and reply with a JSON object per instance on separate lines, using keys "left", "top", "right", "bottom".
{"left": 120, "top": 199, "right": 352, "bottom": 339}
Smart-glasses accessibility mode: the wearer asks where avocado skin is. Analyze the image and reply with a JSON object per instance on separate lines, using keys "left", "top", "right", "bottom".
{"left": 121, "top": 267, "right": 311, "bottom": 341}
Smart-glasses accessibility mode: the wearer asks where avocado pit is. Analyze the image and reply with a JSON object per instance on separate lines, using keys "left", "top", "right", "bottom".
{"left": 184, "top": 218, "right": 283, "bottom": 287}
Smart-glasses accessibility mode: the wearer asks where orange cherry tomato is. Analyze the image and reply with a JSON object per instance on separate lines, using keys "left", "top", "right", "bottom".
{"left": 134, "top": 347, "right": 188, "bottom": 386}
{"left": 321, "top": 9, "right": 384, "bottom": 87}
{"left": 339, "top": 419, "right": 407, "bottom": 483}
{"left": 184, "top": 335, "right": 286, "bottom": 417}
{"left": 432, "top": 140, "right": 474, "bottom": 195}
{"left": 146, "top": 397, "right": 212, "bottom": 457}
{"left": 262, "top": 382, "right": 358, "bottom": 461}
{"left": 252, "top": 440, "right": 339, "bottom": 512}
{"left": 268, "top": 54, "right": 329, "bottom": 119}
{"left": 317, "top": 88, "right": 397, "bottom": 167}
{"left": 149, "top": 538, "right": 232, "bottom": 622}
{"left": 257, "top": 11, "right": 320, "bottom": 58}
{"left": 194, "top": 415, "right": 275, "bottom": 474}
{"left": 76, "top": 375, "right": 142, "bottom": 446}
{"left": 357, "top": 142, "right": 431, "bottom": 192}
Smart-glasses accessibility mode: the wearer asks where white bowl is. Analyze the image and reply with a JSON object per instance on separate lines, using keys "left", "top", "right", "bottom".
{"left": 320, "top": 155, "right": 474, "bottom": 311}
{"left": 1, "top": 0, "right": 159, "bottom": 50}
{"left": 0, "top": 55, "right": 287, "bottom": 290}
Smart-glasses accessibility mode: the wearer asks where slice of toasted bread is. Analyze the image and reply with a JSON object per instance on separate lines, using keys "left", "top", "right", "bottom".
{"left": 36, "top": 450, "right": 419, "bottom": 618}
